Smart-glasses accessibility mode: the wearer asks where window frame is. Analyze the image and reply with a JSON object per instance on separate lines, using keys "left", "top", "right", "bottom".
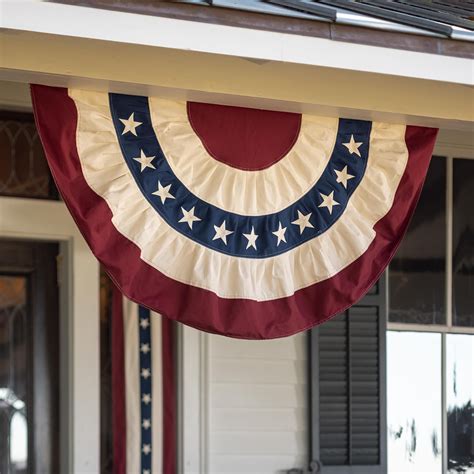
{"left": 388, "top": 153, "right": 474, "bottom": 336}
{"left": 0, "top": 110, "right": 60, "bottom": 201}
{"left": 387, "top": 142, "right": 474, "bottom": 474}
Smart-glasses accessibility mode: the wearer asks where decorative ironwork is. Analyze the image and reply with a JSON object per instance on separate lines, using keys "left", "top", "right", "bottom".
{"left": 0, "top": 111, "right": 58, "bottom": 200}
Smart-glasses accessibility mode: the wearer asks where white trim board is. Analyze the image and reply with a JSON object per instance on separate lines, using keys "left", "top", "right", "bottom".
{"left": 0, "top": 0, "right": 471, "bottom": 85}
{"left": 1, "top": 2, "right": 473, "bottom": 129}
{"left": 0, "top": 197, "right": 100, "bottom": 474}
{"left": 179, "top": 325, "right": 209, "bottom": 473}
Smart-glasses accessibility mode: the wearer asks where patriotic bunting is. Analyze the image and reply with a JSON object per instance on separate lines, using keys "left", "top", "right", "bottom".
{"left": 111, "top": 288, "right": 176, "bottom": 474}
{"left": 31, "top": 85, "right": 437, "bottom": 339}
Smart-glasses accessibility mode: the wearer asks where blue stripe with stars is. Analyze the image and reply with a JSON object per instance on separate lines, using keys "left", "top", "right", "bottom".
{"left": 109, "top": 93, "right": 371, "bottom": 258}
{"left": 139, "top": 306, "right": 152, "bottom": 473}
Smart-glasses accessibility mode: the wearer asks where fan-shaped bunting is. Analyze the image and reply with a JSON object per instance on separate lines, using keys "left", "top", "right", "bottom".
{"left": 31, "top": 85, "right": 437, "bottom": 339}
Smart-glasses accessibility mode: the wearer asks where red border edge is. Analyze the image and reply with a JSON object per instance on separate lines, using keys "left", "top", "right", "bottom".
{"left": 111, "top": 285, "right": 126, "bottom": 474}
{"left": 30, "top": 84, "right": 439, "bottom": 340}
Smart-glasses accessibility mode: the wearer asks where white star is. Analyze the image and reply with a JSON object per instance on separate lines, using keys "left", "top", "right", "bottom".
{"left": 141, "top": 368, "right": 151, "bottom": 379}
{"left": 152, "top": 181, "right": 175, "bottom": 204}
{"left": 142, "top": 419, "right": 151, "bottom": 429}
{"left": 179, "top": 207, "right": 202, "bottom": 230}
{"left": 334, "top": 165, "right": 355, "bottom": 189}
{"left": 140, "top": 343, "right": 150, "bottom": 354}
{"left": 140, "top": 318, "right": 149, "bottom": 329}
{"left": 342, "top": 134, "right": 363, "bottom": 157}
{"left": 142, "top": 444, "right": 151, "bottom": 455}
{"left": 243, "top": 226, "right": 259, "bottom": 250}
{"left": 133, "top": 149, "right": 156, "bottom": 172}
{"left": 272, "top": 222, "right": 287, "bottom": 246}
{"left": 120, "top": 113, "right": 142, "bottom": 136}
{"left": 318, "top": 191, "right": 340, "bottom": 215}
{"left": 142, "top": 393, "right": 151, "bottom": 404}
{"left": 213, "top": 221, "right": 234, "bottom": 245}
{"left": 292, "top": 211, "right": 314, "bottom": 235}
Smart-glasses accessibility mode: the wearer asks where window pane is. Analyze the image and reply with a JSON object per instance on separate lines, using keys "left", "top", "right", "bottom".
{"left": 387, "top": 331, "right": 442, "bottom": 473}
{"left": 389, "top": 157, "right": 446, "bottom": 324}
{"left": 0, "top": 111, "right": 58, "bottom": 200}
{"left": 453, "top": 158, "right": 474, "bottom": 327}
{"left": 446, "top": 334, "right": 474, "bottom": 473}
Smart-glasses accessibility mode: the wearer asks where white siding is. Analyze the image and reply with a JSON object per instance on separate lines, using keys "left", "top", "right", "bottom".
{"left": 207, "top": 333, "right": 308, "bottom": 474}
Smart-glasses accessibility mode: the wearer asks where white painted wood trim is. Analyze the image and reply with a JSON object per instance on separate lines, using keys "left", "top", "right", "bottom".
{"left": 180, "top": 325, "right": 209, "bottom": 473}
{"left": 441, "top": 333, "right": 448, "bottom": 474}
{"left": 0, "top": 197, "right": 100, "bottom": 474}
{"left": 2, "top": 40, "right": 472, "bottom": 129}
{"left": 434, "top": 144, "right": 474, "bottom": 158}
{"left": 387, "top": 322, "right": 474, "bottom": 334}
{"left": 446, "top": 156, "right": 453, "bottom": 328}
{"left": 1, "top": 0, "right": 471, "bottom": 86}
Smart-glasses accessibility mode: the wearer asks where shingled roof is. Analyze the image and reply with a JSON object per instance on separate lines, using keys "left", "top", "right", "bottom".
{"left": 175, "top": 0, "right": 474, "bottom": 42}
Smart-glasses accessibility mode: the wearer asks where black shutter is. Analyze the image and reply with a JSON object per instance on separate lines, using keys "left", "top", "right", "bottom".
{"left": 309, "top": 274, "right": 387, "bottom": 474}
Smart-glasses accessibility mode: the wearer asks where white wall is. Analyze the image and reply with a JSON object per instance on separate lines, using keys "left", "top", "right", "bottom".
{"left": 206, "top": 333, "right": 308, "bottom": 474}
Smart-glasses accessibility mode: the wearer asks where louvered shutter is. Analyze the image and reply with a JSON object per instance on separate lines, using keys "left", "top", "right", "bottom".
{"left": 309, "top": 274, "right": 387, "bottom": 474}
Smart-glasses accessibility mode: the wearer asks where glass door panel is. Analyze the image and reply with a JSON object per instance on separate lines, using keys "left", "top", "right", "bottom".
{"left": 0, "top": 276, "right": 28, "bottom": 474}
{"left": 446, "top": 334, "right": 474, "bottom": 473}
{"left": 387, "top": 331, "right": 442, "bottom": 473}
{"left": 0, "top": 239, "right": 59, "bottom": 474}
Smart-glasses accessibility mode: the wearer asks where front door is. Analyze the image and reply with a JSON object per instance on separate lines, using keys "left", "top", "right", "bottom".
{"left": 0, "top": 239, "right": 60, "bottom": 474}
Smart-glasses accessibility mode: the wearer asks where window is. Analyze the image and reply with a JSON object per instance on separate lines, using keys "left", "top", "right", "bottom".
{"left": 387, "top": 156, "right": 474, "bottom": 473}
{"left": 452, "top": 159, "right": 474, "bottom": 328}
{"left": 389, "top": 157, "right": 446, "bottom": 325}
{"left": 0, "top": 111, "right": 58, "bottom": 200}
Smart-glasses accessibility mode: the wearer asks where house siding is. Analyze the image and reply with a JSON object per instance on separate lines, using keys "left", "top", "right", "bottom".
{"left": 207, "top": 332, "right": 308, "bottom": 474}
